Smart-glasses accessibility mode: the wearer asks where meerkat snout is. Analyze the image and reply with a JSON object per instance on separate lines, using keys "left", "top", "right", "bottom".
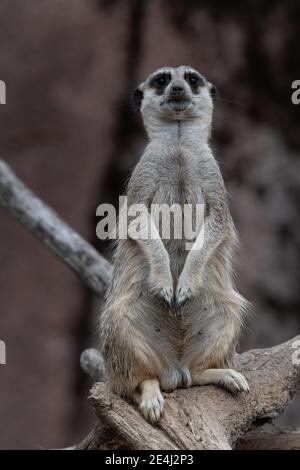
{"left": 169, "top": 81, "right": 186, "bottom": 100}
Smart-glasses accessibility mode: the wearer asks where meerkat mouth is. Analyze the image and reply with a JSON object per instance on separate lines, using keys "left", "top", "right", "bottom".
{"left": 167, "top": 98, "right": 191, "bottom": 112}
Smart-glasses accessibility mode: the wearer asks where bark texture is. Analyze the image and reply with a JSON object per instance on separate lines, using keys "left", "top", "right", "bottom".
{"left": 84, "top": 337, "right": 300, "bottom": 450}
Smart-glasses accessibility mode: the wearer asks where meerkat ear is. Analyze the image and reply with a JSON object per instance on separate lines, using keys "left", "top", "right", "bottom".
{"left": 208, "top": 82, "right": 217, "bottom": 102}
{"left": 132, "top": 83, "right": 144, "bottom": 110}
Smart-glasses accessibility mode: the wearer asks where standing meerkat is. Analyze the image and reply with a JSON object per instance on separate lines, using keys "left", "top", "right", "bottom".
{"left": 99, "top": 66, "right": 249, "bottom": 424}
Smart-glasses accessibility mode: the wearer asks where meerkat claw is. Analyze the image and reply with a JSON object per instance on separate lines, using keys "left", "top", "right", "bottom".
{"left": 174, "top": 286, "right": 193, "bottom": 309}
{"left": 139, "top": 385, "right": 165, "bottom": 424}
{"left": 161, "top": 286, "right": 174, "bottom": 309}
{"left": 149, "top": 283, "right": 174, "bottom": 309}
{"left": 220, "top": 370, "right": 250, "bottom": 394}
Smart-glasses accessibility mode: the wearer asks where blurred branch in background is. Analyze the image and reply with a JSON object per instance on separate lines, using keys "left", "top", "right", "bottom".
{"left": 236, "top": 426, "right": 300, "bottom": 450}
{"left": 0, "top": 159, "right": 299, "bottom": 450}
{"left": 0, "top": 160, "right": 112, "bottom": 296}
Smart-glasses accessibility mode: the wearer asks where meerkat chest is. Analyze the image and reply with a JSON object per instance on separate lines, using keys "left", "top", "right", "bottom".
{"left": 152, "top": 146, "right": 205, "bottom": 206}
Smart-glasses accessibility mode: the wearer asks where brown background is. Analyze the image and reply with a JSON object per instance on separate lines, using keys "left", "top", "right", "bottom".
{"left": 0, "top": 0, "right": 299, "bottom": 449}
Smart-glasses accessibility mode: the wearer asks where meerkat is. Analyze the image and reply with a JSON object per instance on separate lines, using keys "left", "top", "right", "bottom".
{"left": 99, "top": 66, "right": 249, "bottom": 424}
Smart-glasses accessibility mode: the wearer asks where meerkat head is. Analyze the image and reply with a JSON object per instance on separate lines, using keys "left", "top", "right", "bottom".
{"left": 133, "top": 66, "right": 216, "bottom": 131}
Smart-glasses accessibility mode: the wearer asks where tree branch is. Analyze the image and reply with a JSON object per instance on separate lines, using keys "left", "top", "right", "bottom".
{"left": 87, "top": 336, "right": 300, "bottom": 450}
{"left": 0, "top": 159, "right": 112, "bottom": 296}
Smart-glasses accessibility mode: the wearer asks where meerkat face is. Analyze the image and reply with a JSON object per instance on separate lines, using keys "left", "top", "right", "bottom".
{"left": 133, "top": 66, "right": 216, "bottom": 124}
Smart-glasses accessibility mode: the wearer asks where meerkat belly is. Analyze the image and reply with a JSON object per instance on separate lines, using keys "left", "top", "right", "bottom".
{"left": 137, "top": 160, "right": 207, "bottom": 379}
{"left": 144, "top": 168, "right": 235, "bottom": 372}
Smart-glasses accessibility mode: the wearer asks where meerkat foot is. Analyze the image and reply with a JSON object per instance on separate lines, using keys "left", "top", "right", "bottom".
{"left": 139, "top": 379, "right": 165, "bottom": 424}
{"left": 192, "top": 368, "right": 250, "bottom": 394}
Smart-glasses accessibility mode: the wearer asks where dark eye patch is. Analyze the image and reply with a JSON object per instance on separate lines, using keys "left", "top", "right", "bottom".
{"left": 185, "top": 72, "right": 205, "bottom": 90}
{"left": 209, "top": 85, "right": 217, "bottom": 102}
{"left": 132, "top": 88, "right": 144, "bottom": 109}
{"left": 149, "top": 73, "right": 171, "bottom": 91}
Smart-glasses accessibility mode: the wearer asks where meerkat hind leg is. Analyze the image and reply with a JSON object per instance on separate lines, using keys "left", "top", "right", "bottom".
{"left": 192, "top": 368, "right": 249, "bottom": 394}
{"left": 138, "top": 379, "right": 165, "bottom": 424}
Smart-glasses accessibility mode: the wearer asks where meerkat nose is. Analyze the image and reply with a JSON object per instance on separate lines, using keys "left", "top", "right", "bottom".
{"left": 171, "top": 82, "right": 184, "bottom": 96}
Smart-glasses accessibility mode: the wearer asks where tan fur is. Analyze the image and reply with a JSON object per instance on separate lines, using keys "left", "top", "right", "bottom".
{"left": 99, "top": 66, "right": 249, "bottom": 422}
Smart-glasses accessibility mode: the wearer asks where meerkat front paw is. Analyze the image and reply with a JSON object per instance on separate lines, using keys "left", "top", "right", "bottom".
{"left": 148, "top": 270, "right": 174, "bottom": 309}
{"left": 175, "top": 274, "right": 196, "bottom": 309}
{"left": 175, "top": 284, "right": 193, "bottom": 309}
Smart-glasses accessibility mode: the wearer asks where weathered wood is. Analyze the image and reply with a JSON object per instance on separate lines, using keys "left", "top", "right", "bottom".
{"left": 89, "top": 384, "right": 177, "bottom": 450}
{"left": 87, "top": 336, "right": 300, "bottom": 450}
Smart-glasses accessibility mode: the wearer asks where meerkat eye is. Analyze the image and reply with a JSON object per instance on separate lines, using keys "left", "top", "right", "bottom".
{"left": 150, "top": 73, "right": 171, "bottom": 89}
{"left": 156, "top": 76, "right": 167, "bottom": 87}
{"left": 187, "top": 74, "right": 201, "bottom": 87}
